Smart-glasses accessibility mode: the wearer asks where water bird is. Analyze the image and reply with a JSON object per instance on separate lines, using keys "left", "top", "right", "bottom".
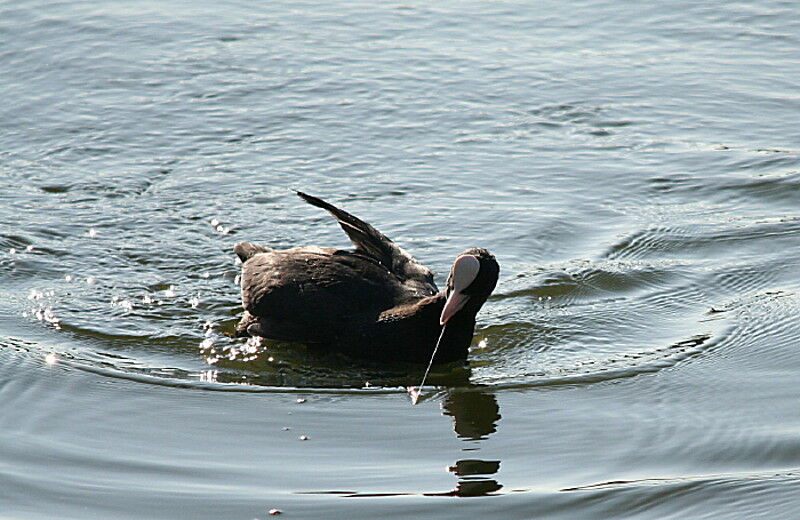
{"left": 234, "top": 192, "right": 498, "bottom": 364}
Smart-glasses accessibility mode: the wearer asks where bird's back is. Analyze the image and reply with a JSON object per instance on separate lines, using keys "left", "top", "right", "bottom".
{"left": 239, "top": 245, "right": 421, "bottom": 342}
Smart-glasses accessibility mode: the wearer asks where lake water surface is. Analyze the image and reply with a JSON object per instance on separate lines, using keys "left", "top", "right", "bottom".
{"left": 2, "top": 1, "right": 800, "bottom": 518}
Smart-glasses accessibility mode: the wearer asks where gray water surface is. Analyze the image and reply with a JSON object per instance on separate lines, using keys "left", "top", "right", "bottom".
{"left": 3, "top": 1, "right": 800, "bottom": 518}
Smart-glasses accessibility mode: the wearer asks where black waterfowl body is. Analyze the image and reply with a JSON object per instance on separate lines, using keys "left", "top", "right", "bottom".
{"left": 234, "top": 192, "right": 499, "bottom": 364}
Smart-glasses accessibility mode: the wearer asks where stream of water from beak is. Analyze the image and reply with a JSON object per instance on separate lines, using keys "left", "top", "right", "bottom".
{"left": 408, "top": 324, "right": 448, "bottom": 405}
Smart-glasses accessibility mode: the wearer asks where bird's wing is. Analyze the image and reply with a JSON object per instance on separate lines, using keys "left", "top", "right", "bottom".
{"left": 238, "top": 248, "right": 404, "bottom": 341}
{"left": 296, "top": 191, "right": 437, "bottom": 295}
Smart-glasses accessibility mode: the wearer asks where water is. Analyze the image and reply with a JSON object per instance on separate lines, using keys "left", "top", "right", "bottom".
{"left": 2, "top": 0, "right": 800, "bottom": 517}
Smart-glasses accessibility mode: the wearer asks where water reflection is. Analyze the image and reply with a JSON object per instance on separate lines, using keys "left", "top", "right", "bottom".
{"left": 441, "top": 387, "right": 501, "bottom": 441}
{"left": 436, "top": 387, "right": 503, "bottom": 496}
{"left": 441, "top": 459, "right": 502, "bottom": 497}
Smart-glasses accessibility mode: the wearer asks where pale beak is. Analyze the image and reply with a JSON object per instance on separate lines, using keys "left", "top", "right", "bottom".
{"left": 440, "top": 290, "right": 470, "bottom": 325}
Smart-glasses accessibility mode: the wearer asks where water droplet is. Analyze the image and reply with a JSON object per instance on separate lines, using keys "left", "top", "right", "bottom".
{"left": 64, "top": 274, "right": 73, "bottom": 282}
{"left": 25, "top": 245, "right": 34, "bottom": 252}
{"left": 86, "top": 276, "right": 96, "bottom": 285}
{"left": 189, "top": 296, "right": 200, "bottom": 309}
{"left": 87, "top": 228, "right": 97, "bottom": 238}
{"left": 35, "top": 307, "right": 61, "bottom": 329}
{"left": 142, "top": 294, "right": 153, "bottom": 304}
{"left": 45, "top": 353, "right": 57, "bottom": 365}
{"left": 200, "top": 370, "right": 217, "bottom": 382}
{"left": 162, "top": 286, "right": 176, "bottom": 298}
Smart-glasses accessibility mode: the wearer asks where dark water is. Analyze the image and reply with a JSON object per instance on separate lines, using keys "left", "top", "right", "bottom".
{"left": 3, "top": 1, "right": 800, "bottom": 518}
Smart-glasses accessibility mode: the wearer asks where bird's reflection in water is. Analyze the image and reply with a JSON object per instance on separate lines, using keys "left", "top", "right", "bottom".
{"left": 428, "top": 386, "right": 502, "bottom": 497}
{"left": 440, "top": 459, "right": 502, "bottom": 497}
{"left": 441, "top": 387, "right": 501, "bottom": 441}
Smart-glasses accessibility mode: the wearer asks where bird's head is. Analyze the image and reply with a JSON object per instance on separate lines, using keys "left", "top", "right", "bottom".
{"left": 440, "top": 248, "right": 499, "bottom": 325}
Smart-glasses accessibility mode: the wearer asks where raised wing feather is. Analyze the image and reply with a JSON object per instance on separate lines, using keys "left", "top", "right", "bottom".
{"left": 296, "top": 191, "right": 436, "bottom": 295}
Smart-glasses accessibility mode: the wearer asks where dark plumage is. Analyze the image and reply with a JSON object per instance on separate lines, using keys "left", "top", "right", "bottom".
{"left": 234, "top": 192, "right": 499, "bottom": 364}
